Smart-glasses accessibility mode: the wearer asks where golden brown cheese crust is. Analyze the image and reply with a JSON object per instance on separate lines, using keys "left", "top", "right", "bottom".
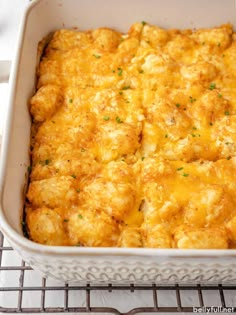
{"left": 26, "top": 23, "right": 236, "bottom": 248}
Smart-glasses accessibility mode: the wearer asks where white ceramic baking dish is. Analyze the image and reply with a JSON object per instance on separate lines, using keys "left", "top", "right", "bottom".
{"left": 1, "top": 0, "right": 236, "bottom": 284}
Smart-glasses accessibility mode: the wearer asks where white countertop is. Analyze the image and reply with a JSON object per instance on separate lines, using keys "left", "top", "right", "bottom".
{"left": 0, "top": 1, "right": 236, "bottom": 314}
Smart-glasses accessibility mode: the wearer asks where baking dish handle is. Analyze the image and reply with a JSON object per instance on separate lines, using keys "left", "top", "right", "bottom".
{"left": 0, "top": 61, "right": 11, "bottom": 83}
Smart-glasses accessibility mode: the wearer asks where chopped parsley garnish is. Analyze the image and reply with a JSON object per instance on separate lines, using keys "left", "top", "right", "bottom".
{"left": 81, "top": 148, "right": 85, "bottom": 152}
{"left": 227, "top": 156, "right": 231, "bottom": 160}
{"left": 112, "top": 70, "right": 115, "bottom": 73}
{"left": 192, "top": 126, "right": 197, "bottom": 130}
{"left": 141, "top": 156, "right": 145, "bottom": 161}
{"left": 75, "top": 242, "right": 82, "bottom": 247}
{"left": 52, "top": 121, "right": 56, "bottom": 124}
{"left": 202, "top": 41, "right": 205, "bottom": 45}
{"left": 69, "top": 98, "right": 73, "bottom": 103}
{"left": 209, "top": 122, "right": 213, "bottom": 126}
{"left": 183, "top": 173, "right": 189, "bottom": 177}
{"left": 176, "top": 103, "right": 181, "bottom": 108}
{"left": 122, "top": 86, "right": 131, "bottom": 90}
{"left": 225, "top": 111, "right": 230, "bottom": 115}
{"left": 103, "top": 116, "right": 110, "bottom": 121}
{"left": 139, "top": 70, "right": 144, "bottom": 74}
{"left": 71, "top": 174, "right": 76, "bottom": 179}
{"left": 218, "top": 43, "right": 221, "bottom": 47}
{"left": 45, "top": 159, "right": 51, "bottom": 165}
{"left": 119, "top": 91, "right": 123, "bottom": 95}
{"left": 117, "top": 68, "right": 123, "bottom": 76}
{"left": 218, "top": 93, "right": 223, "bottom": 98}
{"left": 141, "top": 21, "right": 147, "bottom": 26}
{"left": 27, "top": 165, "right": 32, "bottom": 173}
{"left": 209, "top": 83, "right": 216, "bottom": 90}
{"left": 78, "top": 214, "right": 83, "bottom": 219}
{"left": 177, "top": 167, "right": 183, "bottom": 171}
{"left": 93, "top": 54, "right": 101, "bottom": 59}
{"left": 116, "top": 116, "right": 123, "bottom": 123}
{"left": 191, "top": 134, "right": 196, "bottom": 137}
{"left": 76, "top": 188, "right": 80, "bottom": 193}
{"left": 189, "top": 96, "right": 197, "bottom": 103}
{"left": 64, "top": 219, "right": 69, "bottom": 222}
{"left": 165, "top": 134, "right": 168, "bottom": 138}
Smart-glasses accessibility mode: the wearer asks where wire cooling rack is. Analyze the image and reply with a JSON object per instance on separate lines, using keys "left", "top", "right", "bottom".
{"left": 0, "top": 231, "right": 236, "bottom": 314}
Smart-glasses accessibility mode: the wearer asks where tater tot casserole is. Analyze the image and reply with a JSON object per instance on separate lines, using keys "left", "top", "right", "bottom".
{"left": 25, "top": 22, "right": 236, "bottom": 249}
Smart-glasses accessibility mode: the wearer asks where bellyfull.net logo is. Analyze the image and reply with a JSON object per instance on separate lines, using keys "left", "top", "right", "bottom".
{"left": 193, "top": 306, "right": 235, "bottom": 313}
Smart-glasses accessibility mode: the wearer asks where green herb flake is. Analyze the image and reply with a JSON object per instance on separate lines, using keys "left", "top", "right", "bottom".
{"left": 45, "top": 159, "right": 51, "bottom": 165}
{"left": 75, "top": 242, "right": 82, "bottom": 247}
{"left": 141, "top": 156, "right": 145, "bottom": 161}
{"left": 227, "top": 156, "right": 231, "bottom": 160}
{"left": 141, "top": 21, "right": 147, "bottom": 26}
{"left": 209, "top": 122, "right": 213, "bottom": 126}
{"left": 116, "top": 116, "right": 123, "bottom": 123}
{"left": 209, "top": 83, "right": 216, "bottom": 90}
{"left": 64, "top": 219, "right": 69, "bottom": 222}
{"left": 218, "top": 42, "right": 221, "bottom": 47}
{"left": 202, "top": 41, "right": 205, "bottom": 45}
{"left": 122, "top": 86, "right": 131, "bottom": 90}
{"left": 189, "top": 96, "right": 197, "bottom": 103}
{"left": 112, "top": 70, "right": 115, "bottom": 73}
{"left": 93, "top": 54, "right": 101, "bottom": 59}
{"left": 27, "top": 165, "right": 32, "bottom": 173}
{"left": 78, "top": 214, "right": 83, "bottom": 219}
{"left": 191, "top": 134, "right": 196, "bottom": 137}
{"left": 117, "top": 68, "right": 123, "bottom": 76}
{"left": 52, "top": 120, "right": 56, "bottom": 124}
{"left": 69, "top": 98, "right": 73, "bottom": 103}
{"left": 81, "top": 148, "right": 85, "bottom": 152}
{"left": 103, "top": 116, "right": 110, "bottom": 121}
{"left": 21, "top": 220, "right": 26, "bottom": 226}
{"left": 177, "top": 167, "right": 183, "bottom": 171}
{"left": 165, "top": 134, "right": 168, "bottom": 138}
{"left": 218, "top": 93, "right": 223, "bottom": 98}
{"left": 183, "top": 173, "right": 189, "bottom": 177}
{"left": 76, "top": 188, "right": 80, "bottom": 193}
{"left": 139, "top": 69, "right": 144, "bottom": 74}
{"left": 176, "top": 103, "right": 181, "bottom": 108}
{"left": 225, "top": 111, "right": 230, "bottom": 116}
{"left": 192, "top": 126, "right": 197, "bottom": 130}
{"left": 71, "top": 174, "right": 76, "bottom": 179}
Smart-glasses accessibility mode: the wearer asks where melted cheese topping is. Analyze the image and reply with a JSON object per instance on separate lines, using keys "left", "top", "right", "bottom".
{"left": 26, "top": 23, "right": 236, "bottom": 249}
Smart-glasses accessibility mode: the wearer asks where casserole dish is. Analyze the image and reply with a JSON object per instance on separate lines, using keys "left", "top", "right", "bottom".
{"left": 1, "top": 0, "right": 236, "bottom": 284}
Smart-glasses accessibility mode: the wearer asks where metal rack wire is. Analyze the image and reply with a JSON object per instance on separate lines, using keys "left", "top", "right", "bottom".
{"left": 0, "top": 231, "right": 235, "bottom": 314}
